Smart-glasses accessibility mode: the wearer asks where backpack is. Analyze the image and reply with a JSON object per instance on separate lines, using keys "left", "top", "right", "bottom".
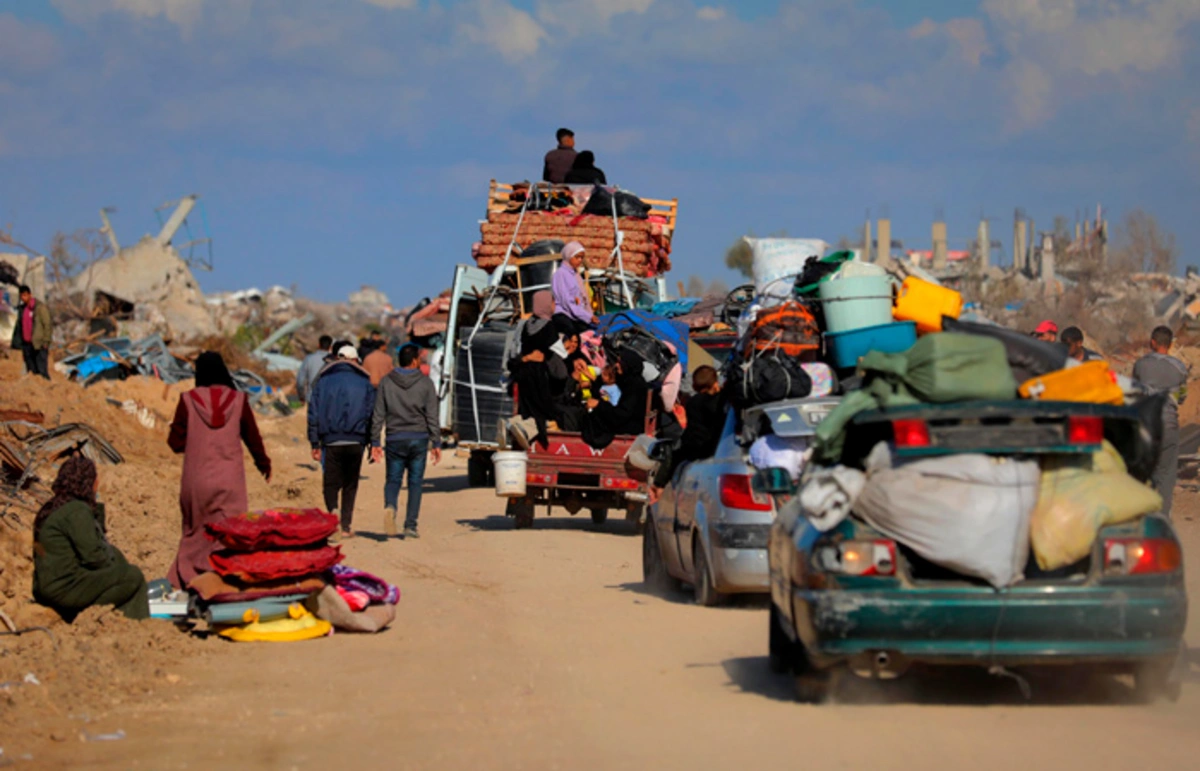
{"left": 605, "top": 326, "right": 677, "bottom": 386}
{"left": 745, "top": 301, "right": 820, "bottom": 358}
{"left": 728, "top": 354, "right": 814, "bottom": 408}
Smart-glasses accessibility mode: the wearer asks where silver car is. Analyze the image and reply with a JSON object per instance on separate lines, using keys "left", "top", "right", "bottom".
{"left": 643, "top": 396, "right": 839, "bottom": 606}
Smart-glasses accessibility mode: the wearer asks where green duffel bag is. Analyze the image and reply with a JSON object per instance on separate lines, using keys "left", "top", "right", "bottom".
{"left": 858, "top": 333, "right": 1017, "bottom": 403}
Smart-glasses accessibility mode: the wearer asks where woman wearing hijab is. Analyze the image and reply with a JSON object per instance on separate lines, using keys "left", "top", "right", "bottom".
{"left": 564, "top": 151, "right": 607, "bottom": 186}
{"left": 167, "top": 352, "right": 272, "bottom": 589}
{"left": 509, "top": 291, "right": 567, "bottom": 447}
{"left": 581, "top": 348, "right": 650, "bottom": 450}
{"left": 32, "top": 456, "right": 149, "bottom": 621}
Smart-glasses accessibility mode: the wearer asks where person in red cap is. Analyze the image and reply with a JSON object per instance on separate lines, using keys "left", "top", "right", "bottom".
{"left": 1032, "top": 320, "right": 1058, "bottom": 342}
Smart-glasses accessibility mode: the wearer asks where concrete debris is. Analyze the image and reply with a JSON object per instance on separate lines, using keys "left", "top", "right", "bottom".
{"left": 68, "top": 237, "right": 217, "bottom": 341}
{"left": 348, "top": 285, "right": 390, "bottom": 313}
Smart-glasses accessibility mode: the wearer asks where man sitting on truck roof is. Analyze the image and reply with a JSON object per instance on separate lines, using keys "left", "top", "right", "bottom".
{"left": 552, "top": 241, "right": 598, "bottom": 335}
{"left": 543, "top": 127, "right": 577, "bottom": 184}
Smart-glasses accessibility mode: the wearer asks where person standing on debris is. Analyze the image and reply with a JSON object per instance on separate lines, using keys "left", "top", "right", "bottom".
{"left": 1133, "top": 326, "right": 1190, "bottom": 517}
{"left": 543, "top": 128, "right": 577, "bottom": 184}
{"left": 167, "top": 352, "right": 272, "bottom": 589}
{"left": 296, "top": 335, "right": 333, "bottom": 403}
{"left": 32, "top": 456, "right": 150, "bottom": 621}
{"left": 1060, "top": 326, "right": 1101, "bottom": 362}
{"left": 552, "top": 242, "right": 597, "bottom": 335}
{"left": 362, "top": 337, "right": 394, "bottom": 387}
{"left": 10, "top": 285, "right": 52, "bottom": 380}
{"left": 1031, "top": 320, "right": 1058, "bottom": 343}
{"left": 309, "top": 344, "right": 378, "bottom": 539}
{"left": 371, "top": 344, "right": 441, "bottom": 539}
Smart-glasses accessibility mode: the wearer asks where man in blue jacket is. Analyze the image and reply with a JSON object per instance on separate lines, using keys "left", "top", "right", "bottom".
{"left": 308, "top": 344, "right": 379, "bottom": 538}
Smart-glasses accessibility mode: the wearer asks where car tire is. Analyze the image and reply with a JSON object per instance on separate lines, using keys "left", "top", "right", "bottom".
{"left": 1133, "top": 657, "right": 1183, "bottom": 704}
{"left": 643, "top": 521, "right": 678, "bottom": 595}
{"left": 508, "top": 497, "right": 535, "bottom": 530}
{"left": 590, "top": 508, "right": 609, "bottom": 525}
{"left": 692, "top": 539, "right": 727, "bottom": 607}
{"left": 467, "top": 452, "right": 492, "bottom": 488}
{"left": 768, "top": 604, "right": 798, "bottom": 674}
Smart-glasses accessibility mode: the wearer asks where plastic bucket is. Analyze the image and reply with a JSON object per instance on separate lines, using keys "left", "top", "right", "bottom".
{"left": 493, "top": 451, "right": 528, "bottom": 497}
{"left": 824, "top": 321, "right": 917, "bottom": 370}
{"left": 893, "top": 276, "right": 963, "bottom": 334}
{"left": 818, "top": 275, "right": 894, "bottom": 334}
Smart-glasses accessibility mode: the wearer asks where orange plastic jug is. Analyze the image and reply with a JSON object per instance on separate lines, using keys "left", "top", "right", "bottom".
{"left": 1018, "top": 360, "right": 1124, "bottom": 405}
{"left": 892, "top": 276, "right": 964, "bottom": 334}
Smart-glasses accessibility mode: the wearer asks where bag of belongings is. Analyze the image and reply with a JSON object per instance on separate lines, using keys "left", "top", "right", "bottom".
{"left": 728, "top": 354, "right": 813, "bottom": 408}
{"left": 207, "top": 508, "right": 339, "bottom": 551}
{"left": 744, "top": 301, "right": 820, "bottom": 359}
{"left": 854, "top": 445, "right": 1039, "bottom": 588}
{"left": 605, "top": 325, "right": 677, "bottom": 385}
{"left": 210, "top": 545, "right": 343, "bottom": 583}
{"left": 1030, "top": 441, "right": 1163, "bottom": 570}
{"left": 857, "top": 332, "right": 1017, "bottom": 403}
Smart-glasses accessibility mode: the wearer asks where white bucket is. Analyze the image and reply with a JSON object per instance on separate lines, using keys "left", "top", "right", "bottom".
{"left": 493, "top": 451, "right": 528, "bottom": 497}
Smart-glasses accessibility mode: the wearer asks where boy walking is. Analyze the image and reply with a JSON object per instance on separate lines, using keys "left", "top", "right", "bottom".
{"left": 372, "top": 344, "right": 441, "bottom": 538}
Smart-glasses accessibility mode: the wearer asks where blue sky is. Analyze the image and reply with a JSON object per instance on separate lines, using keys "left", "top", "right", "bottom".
{"left": 1, "top": 0, "right": 1198, "bottom": 304}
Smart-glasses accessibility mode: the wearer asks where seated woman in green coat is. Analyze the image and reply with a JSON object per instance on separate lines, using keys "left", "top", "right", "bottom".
{"left": 32, "top": 456, "right": 149, "bottom": 621}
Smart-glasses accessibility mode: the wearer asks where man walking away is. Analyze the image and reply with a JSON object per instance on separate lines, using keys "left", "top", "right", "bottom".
{"left": 308, "top": 344, "right": 379, "bottom": 539}
{"left": 1133, "top": 326, "right": 1189, "bottom": 518}
{"left": 362, "top": 338, "right": 394, "bottom": 386}
{"left": 11, "top": 285, "right": 52, "bottom": 379}
{"left": 372, "top": 344, "right": 441, "bottom": 539}
{"left": 296, "top": 335, "right": 333, "bottom": 403}
{"left": 543, "top": 128, "right": 577, "bottom": 184}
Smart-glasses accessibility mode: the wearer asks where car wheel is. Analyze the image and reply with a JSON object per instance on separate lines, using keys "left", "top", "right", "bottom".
{"left": 507, "top": 497, "right": 535, "bottom": 530}
{"left": 467, "top": 452, "right": 491, "bottom": 488}
{"left": 692, "top": 539, "right": 727, "bottom": 607}
{"left": 590, "top": 508, "right": 609, "bottom": 525}
{"left": 1133, "top": 657, "right": 1183, "bottom": 704}
{"left": 768, "top": 604, "right": 798, "bottom": 674}
{"left": 642, "top": 521, "right": 677, "bottom": 594}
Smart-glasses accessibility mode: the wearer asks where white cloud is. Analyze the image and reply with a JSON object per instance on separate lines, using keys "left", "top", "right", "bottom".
{"left": 53, "top": 0, "right": 204, "bottom": 33}
{"left": 1002, "top": 59, "right": 1053, "bottom": 133}
{"left": 0, "top": 15, "right": 62, "bottom": 73}
{"left": 697, "top": 6, "right": 725, "bottom": 22}
{"left": 535, "top": 0, "right": 654, "bottom": 36}
{"left": 461, "top": 1, "right": 547, "bottom": 61}
{"left": 362, "top": 0, "right": 417, "bottom": 8}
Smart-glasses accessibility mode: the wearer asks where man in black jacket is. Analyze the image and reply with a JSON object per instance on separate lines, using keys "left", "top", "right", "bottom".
{"left": 371, "top": 344, "right": 441, "bottom": 539}
{"left": 308, "top": 344, "right": 379, "bottom": 538}
{"left": 542, "top": 128, "right": 577, "bottom": 184}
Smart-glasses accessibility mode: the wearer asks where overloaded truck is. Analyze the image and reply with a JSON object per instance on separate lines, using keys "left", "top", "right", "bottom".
{"left": 433, "top": 180, "right": 677, "bottom": 497}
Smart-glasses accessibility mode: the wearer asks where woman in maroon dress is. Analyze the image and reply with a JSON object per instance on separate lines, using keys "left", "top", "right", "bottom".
{"left": 167, "top": 353, "right": 271, "bottom": 589}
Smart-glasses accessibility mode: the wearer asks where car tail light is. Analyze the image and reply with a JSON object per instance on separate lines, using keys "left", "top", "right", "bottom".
{"left": 719, "top": 474, "right": 772, "bottom": 512}
{"left": 1103, "top": 538, "right": 1182, "bottom": 576}
{"left": 815, "top": 539, "right": 896, "bottom": 577}
{"left": 1067, "top": 415, "right": 1104, "bottom": 445}
{"left": 526, "top": 473, "right": 554, "bottom": 485}
{"left": 602, "top": 477, "right": 639, "bottom": 490}
{"left": 891, "top": 419, "right": 930, "bottom": 448}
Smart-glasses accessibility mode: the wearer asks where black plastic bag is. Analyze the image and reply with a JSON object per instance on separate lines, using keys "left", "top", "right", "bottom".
{"left": 942, "top": 318, "right": 1068, "bottom": 383}
{"left": 0, "top": 260, "right": 18, "bottom": 287}
{"left": 1125, "top": 391, "right": 1167, "bottom": 482}
{"left": 582, "top": 186, "right": 651, "bottom": 219}
{"left": 728, "top": 355, "right": 813, "bottom": 408}
{"left": 605, "top": 326, "right": 677, "bottom": 386}
{"left": 519, "top": 239, "right": 565, "bottom": 258}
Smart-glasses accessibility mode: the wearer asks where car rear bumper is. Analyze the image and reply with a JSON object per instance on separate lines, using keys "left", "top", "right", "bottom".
{"left": 792, "top": 583, "right": 1187, "bottom": 667}
{"left": 711, "top": 546, "right": 769, "bottom": 594}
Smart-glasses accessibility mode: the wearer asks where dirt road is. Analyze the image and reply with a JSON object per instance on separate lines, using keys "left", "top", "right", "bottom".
{"left": 32, "top": 451, "right": 1200, "bottom": 770}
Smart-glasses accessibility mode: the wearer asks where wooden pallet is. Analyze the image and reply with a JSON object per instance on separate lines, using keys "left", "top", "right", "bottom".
{"left": 486, "top": 179, "right": 678, "bottom": 231}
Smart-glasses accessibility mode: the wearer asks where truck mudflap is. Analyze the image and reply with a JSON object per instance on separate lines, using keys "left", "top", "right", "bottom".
{"left": 792, "top": 583, "right": 1187, "bottom": 667}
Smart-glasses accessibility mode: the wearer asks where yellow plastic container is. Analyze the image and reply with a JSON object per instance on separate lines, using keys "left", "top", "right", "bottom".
{"left": 892, "top": 276, "right": 964, "bottom": 334}
{"left": 1018, "top": 360, "right": 1124, "bottom": 405}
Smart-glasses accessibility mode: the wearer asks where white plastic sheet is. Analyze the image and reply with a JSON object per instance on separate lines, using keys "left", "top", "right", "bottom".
{"left": 745, "top": 237, "right": 827, "bottom": 303}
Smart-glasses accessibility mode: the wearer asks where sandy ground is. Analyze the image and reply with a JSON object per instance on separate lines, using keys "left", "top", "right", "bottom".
{"left": 9, "top": 437, "right": 1200, "bottom": 770}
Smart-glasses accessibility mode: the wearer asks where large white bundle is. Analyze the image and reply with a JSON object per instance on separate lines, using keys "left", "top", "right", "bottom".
{"left": 745, "top": 237, "right": 827, "bottom": 301}
{"left": 855, "top": 449, "right": 1039, "bottom": 588}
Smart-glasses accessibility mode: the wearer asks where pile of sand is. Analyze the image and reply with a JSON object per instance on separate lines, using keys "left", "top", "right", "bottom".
{"left": 0, "top": 352, "right": 322, "bottom": 743}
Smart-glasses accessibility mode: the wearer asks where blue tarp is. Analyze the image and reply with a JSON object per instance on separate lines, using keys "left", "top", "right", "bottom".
{"left": 596, "top": 309, "right": 690, "bottom": 373}
{"left": 650, "top": 298, "right": 700, "bottom": 318}
{"left": 76, "top": 354, "right": 119, "bottom": 379}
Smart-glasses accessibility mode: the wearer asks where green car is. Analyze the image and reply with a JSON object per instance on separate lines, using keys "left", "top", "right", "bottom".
{"left": 764, "top": 400, "right": 1188, "bottom": 703}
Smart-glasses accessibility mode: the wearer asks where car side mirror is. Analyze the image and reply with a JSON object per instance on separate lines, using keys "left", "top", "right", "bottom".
{"left": 753, "top": 467, "right": 797, "bottom": 496}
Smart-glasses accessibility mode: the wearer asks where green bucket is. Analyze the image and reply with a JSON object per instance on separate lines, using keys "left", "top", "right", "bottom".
{"left": 818, "top": 275, "right": 894, "bottom": 334}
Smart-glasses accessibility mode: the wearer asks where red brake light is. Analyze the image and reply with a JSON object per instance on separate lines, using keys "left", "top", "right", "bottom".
{"left": 719, "top": 474, "right": 772, "bottom": 512}
{"left": 1067, "top": 415, "right": 1104, "bottom": 445}
{"left": 1104, "top": 538, "right": 1182, "bottom": 575}
{"left": 602, "top": 477, "right": 639, "bottom": 490}
{"left": 892, "top": 419, "right": 930, "bottom": 448}
{"left": 815, "top": 539, "right": 897, "bottom": 577}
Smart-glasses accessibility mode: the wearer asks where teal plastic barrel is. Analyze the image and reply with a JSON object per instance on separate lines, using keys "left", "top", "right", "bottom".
{"left": 818, "top": 275, "right": 894, "bottom": 334}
